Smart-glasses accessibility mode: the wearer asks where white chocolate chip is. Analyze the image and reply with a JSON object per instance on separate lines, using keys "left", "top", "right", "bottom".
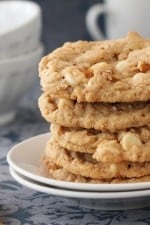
{"left": 64, "top": 73, "right": 77, "bottom": 86}
{"left": 130, "top": 73, "right": 150, "bottom": 86}
{"left": 116, "top": 60, "right": 129, "bottom": 73}
{"left": 121, "top": 132, "right": 142, "bottom": 151}
{"left": 93, "top": 140, "right": 122, "bottom": 163}
{"left": 63, "top": 67, "right": 87, "bottom": 86}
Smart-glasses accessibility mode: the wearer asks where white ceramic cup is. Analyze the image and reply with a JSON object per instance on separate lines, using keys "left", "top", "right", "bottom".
{"left": 0, "top": 0, "right": 42, "bottom": 59}
{"left": 85, "top": 0, "right": 150, "bottom": 40}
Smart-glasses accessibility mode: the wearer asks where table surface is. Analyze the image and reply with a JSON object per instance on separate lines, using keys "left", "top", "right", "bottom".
{"left": 1, "top": 1, "right": 150, "bottom": 224}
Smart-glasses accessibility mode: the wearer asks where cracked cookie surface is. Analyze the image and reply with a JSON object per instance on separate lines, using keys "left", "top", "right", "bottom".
{"left": 39, "top": 93, "right": 150, "bottom": 132}
{"left": 51, "top": 124, "right": 150, "bottom": 163}
{"left": 39, "top": 32, "right": 150, "bottom": 103}
{"left": 43, "top": 158, "right": 150, "bottom": 183}
{"left": 44, "top": 139, "right": 150, "bottom": 179}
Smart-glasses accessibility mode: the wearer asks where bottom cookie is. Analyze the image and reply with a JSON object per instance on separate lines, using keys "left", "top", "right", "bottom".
{"left": 44, "top": 139, "right": 150, "bottom": 179}
{"left": 43, "top": 158, "right": 150, "bottom": 184}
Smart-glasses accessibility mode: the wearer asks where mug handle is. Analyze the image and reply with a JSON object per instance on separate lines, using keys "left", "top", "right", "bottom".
{"left": 85, "top": 3, "right": 106, "bottom": 40}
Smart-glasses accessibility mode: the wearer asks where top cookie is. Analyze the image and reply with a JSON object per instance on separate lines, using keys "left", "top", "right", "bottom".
{"left": 39, "top": 32, "right": 150, "bottom": 103}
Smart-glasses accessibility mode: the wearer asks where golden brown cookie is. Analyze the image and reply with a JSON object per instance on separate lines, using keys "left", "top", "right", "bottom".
{"left": 51, "top": 124, "right": 113, "bottom": 154}
{"left": 51, "top": 124, "right": 150, "bottom": 163}
{"left": 39, "top": 93, "right": 150, "bottom": 132}
{"left": 44, "top": 158, "right": 150, "bottom": 183}
{"left": 39, "top": 32, "right": 150, "bottom": 103}
{"left": 44, "top": 139, "right": 150, "bottom": 179}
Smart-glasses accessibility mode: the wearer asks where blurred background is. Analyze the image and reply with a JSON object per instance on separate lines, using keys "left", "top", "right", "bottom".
{"left": 0, "top": 0, "right": 104, "bottom": 130}
{"left": 33, "top": 0, "right": 104, "bottom": 54}
{"left": 10, "top": 0, "right": 103, "bottom": 127}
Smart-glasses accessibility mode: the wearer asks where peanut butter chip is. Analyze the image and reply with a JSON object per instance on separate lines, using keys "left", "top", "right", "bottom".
{"left": 84, "top": 68, "right": 93, "bottom": 78}
{"left": 138, "top": 63, "right": 150, "bottom": 72}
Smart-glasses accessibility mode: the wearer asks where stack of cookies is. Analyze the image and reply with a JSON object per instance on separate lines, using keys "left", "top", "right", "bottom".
{"left": 38, "top": 32, "right": 150, "bottom": 183}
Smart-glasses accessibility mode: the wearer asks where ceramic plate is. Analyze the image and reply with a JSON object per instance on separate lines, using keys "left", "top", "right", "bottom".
{"left": 7, "top": 133, "right": 150, "bottom": 192}
{"left": 10, "top": 167, "right": 150, "bottom": 210}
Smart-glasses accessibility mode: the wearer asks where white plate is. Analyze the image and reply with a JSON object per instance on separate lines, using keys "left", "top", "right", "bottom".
{"left": 10, "top": 167, "right": 150, "bottom": 210}
{"left": 7, "top": 133, "right": 150, "bottom": 192}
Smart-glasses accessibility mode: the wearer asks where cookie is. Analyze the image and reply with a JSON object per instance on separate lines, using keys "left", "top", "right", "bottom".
{"left": 39, "top": 93, "right": 150, "bottom": 131}
{"left": 43, "top": 158, "right": 150, "bottom": 183}
{"left": 51, "top": 124, "right": 150, "bottom": 163}
{"left": 44, "top": 139, "right": 150, "bottom": 179}
{"left": 51, "top": 124, "right": 113, "bottom": 154}
{"left": 39, "top": 32, "right": 150, "bottom": 103}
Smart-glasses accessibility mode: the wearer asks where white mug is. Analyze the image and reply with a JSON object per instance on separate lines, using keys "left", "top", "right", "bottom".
{"left": 85, "top": 0, "right": 150, "bottom": 40}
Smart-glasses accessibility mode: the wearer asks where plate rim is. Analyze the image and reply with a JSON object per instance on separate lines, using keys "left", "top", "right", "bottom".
{"left": 9, "top": 166, "right": 150, "bottom": 199}
{"left": 7, "top": 132, "right": 150, "bottom": 192}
